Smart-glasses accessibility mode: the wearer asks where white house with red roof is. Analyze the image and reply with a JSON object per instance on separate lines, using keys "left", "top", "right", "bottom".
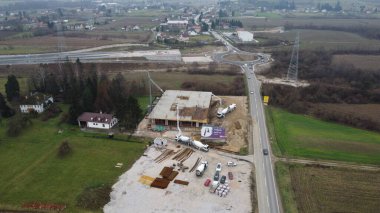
{"left": 77, "top": 112, "right": 118, "bottom": 129}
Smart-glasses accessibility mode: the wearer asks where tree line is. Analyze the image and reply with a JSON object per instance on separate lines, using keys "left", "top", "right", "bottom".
{"left": 2, "top": 60, "right": 143, "bottom": 132}
{"left": 261, "top": 49, "right": 380, "bottom": 132}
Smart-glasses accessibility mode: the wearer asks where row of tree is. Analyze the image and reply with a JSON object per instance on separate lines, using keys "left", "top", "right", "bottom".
{"left": 29, "top": 60, "right": 142, "bottom": 130}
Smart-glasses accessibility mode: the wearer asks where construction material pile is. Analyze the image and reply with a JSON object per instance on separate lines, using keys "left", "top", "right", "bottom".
{"left": 150, "top": 166, "right": 180, "bottom": 189}
{"left": 214, "top": 184, "right": 231, "bottom": 197}
{"left": 172, "top": 148, "right": 194, "bottom": 163}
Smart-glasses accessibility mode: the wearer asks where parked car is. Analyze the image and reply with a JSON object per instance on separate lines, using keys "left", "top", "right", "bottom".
{"left": 220, "top": 175, "right": 227, "bottom": 184}
{"left": 216, "top": 163, "right": 222, "bottom": 172}
{"left": 204, "top": 178, "right": 211, "bottom": 187}
{"left": 263, "top": 148, "right": 269, "bottom": 155}
{"left": 214, "top": 171, "right": 220, "bottom": 181}
{"left": 227, "top": 161, "right": 237, "bottom": 167}
{"left": 228, "top": 172, "right": 233, "bottom": 180}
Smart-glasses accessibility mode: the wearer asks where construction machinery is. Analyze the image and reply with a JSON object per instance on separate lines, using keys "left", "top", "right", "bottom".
{"left": 195, "top": 161, "right": 208, "bottom": 176}
{"left": 217, "top": 103, "right": 237, "bottom": 118}
{"left": 175, "top": 104, "right": 209, "bottom": 152}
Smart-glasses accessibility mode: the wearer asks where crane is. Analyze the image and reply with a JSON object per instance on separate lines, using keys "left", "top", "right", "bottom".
{"left": 147, "top": 72, "right": 164, "bottom": 113}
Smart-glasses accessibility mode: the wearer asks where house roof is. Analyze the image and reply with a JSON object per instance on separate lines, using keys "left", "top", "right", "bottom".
{"left": 78, "top": 112, "right": 115, "bottom": 124}
{"left": 20, "top": 93, "right": 52, "bottom": 105}
{"left": 167, "top": 20, "right": 188, "bottom": 25}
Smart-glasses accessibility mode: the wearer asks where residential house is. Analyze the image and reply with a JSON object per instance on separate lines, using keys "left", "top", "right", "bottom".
{"left": 19, "top": 93, "right": 54, "bottom": 114}
{"left": 77, "top": 112, "right": 118, "bottom": 130}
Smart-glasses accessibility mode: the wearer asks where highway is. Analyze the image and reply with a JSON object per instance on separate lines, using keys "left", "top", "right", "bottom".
{"left": 0, "top": 49, "right": 182, "bottom": 65}
{"left": 212, "top": 31, "right": 281, "bottom": 213}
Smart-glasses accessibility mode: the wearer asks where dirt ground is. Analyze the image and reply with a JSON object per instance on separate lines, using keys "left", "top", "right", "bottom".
{"left": 289, "top": 164, "right": 380, "bottom": 213}
{"left": 209, "top": 96, "right": 249, "bottom": 153}
{"left": 224, "top": 54, "right": 257, "bottom": 62}
{"left": 104, "top": 142, "right": 253, "bottom": 213}
{"left": 135, "top": 96, "right": 249, "bottom": 153}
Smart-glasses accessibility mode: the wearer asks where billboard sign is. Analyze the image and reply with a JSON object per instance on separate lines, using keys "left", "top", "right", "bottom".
{"left": 201, "top": 125, "right": 226, "bottom": 140}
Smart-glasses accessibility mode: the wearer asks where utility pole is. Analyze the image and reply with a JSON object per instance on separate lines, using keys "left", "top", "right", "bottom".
{"left": 287, "top": 32, "right": 299, "bottom": 82}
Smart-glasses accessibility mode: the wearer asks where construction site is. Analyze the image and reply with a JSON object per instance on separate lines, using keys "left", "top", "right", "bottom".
{"left": 103, "top": 71, "right": 253, "bottom": 212}
{"left": 104, "top": 142, "right": 253, "bottom": 212}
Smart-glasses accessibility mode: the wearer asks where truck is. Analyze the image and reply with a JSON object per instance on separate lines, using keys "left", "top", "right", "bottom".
{"left": 175, "top": 134, "right": 191, "bottom": 145}
{"left": 192, "top": 140, "right": 209, "bottom": 152}
{"left": 196, "top": 161, "right": 208, "bottom": 176}
{"left": 217, "top": 104, "right": 237, "bottom": 118}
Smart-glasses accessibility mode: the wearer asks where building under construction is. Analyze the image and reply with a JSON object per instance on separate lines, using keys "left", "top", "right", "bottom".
{"left": 148, "top": 90, "right": 213, "bottom": 128}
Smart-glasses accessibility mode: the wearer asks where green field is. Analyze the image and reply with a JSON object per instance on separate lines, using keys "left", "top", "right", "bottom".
{"left": 266, "top": 107, "right": 380, "bottom": 165}
{"left": 275, "top": 162, "right": 299, "bottom": 213}
{"left": 276, "top": 162, "right": 380, "bottom": 213}
{"left": 0, "top": 108, "right": 147, "bottom": 212}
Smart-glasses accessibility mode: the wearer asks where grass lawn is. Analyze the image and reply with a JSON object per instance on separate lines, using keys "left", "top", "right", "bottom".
{"left": 275, "top": 162, "right": 298, "bottom": 213}
{"left": 266, "top": 107, "right": 380, "bottom": 165}
{"left": 0, "top": 109, "right": 148, "bottom": 212}
{"left": 276, "top": 163, "right": 380, "bottom": 213}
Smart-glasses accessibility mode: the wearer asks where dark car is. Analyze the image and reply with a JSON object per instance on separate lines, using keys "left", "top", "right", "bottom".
{"left": 228, "top": 172, "right": 233, "bottom": 180}
{"left": 263, "top": 148, "right": 269, "bottom": 155}
{"left": 214, "top": 171, "right": 220, "bottom": 181}
{"left": 220, "top": 175, "right": 227, "bottom": 184}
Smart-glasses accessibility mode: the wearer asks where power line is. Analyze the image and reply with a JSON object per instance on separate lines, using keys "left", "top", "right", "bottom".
{"left": 287, "top": 32, "right": 299, "bottom": 82}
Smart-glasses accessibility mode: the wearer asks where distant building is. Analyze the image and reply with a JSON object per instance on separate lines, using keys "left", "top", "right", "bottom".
{"left": 77, "top": 112, "right": 118, "bottom": 130}
{"left": 167, "top": 20, "right": 188, "bottom": 29}
{"left": 237, "top": 30, "right": 254, "bottom": 42}
{"left": 19, "top": 93, "right": 54, "bottom": 114}
{"left": 148, "top": 90, "right": 213, "bottom": 129}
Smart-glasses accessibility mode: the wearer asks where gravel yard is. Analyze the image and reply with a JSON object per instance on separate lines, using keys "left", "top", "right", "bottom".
{"left": 104, "top": 142, "right": 253, "bottom": 213}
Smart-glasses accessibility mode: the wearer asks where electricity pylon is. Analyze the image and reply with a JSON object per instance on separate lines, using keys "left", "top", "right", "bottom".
{"left": 287, "top": 32, "right": 299, "bottom": 82}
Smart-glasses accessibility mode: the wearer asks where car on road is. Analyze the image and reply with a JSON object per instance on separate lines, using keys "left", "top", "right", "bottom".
{"left": 248, "top": 76, "right": 251, "bottom": 79}
{"left": 216, "top": 163, "right": 222, "bottom": 172}
{"left": 228, "top": 172, "right": 233, "bottom": 180}
{"left": 220, "top": 175, "right": 227, "bottom": 184}
{"left": 250, "top": 91, "right": 254, "bottom": 94}
{"left": 204, "top": 178, "right": 211, "bottom": 187}
{"left": 263, "top": 148, "right": 269, "bottom": 155}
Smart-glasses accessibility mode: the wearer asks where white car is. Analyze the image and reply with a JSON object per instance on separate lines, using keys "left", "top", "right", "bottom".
{"left": 216, "top": 163, "right": 222, "bottom": 172}
{"left": 250, "top": 91, "right": 254, "bottom": 94}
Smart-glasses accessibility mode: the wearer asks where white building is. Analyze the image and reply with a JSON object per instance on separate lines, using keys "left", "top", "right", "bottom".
{"left": 77, "top": 112, "right": 118, "bottom": 130}
{"left": 19, "top": 93, "right": 54, "bottom": 113}
{"left": 237, "top": 31, "right": 254, "bottom": 42}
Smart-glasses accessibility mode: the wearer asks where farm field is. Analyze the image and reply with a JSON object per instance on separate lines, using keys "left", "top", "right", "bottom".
{"left": 260, "top": 29, "right": 380, "bottom": 51}
{"left": 332, "top": 54, "right": 380, "bottom": 71}
{"left": 0, "top": 31, "right": 152, "bottom": 54}
{"left": 0, "top": 108, "right": 147, "bottom": 212}
{"left": 121, "top": 71, "right": 238, "bottom": 91}
{"left": 266, "top": 107, "right": 380, "bottom": 165}
{"left": 276, "top": 162, "right": 380, "bottom": 213}
{"left": 238, "top": 17, "right": 380, "bottom": 30}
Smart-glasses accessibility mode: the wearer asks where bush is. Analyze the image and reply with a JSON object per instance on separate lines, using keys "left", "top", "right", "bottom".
{"left": 58, "top": 141, "right": 72, "bottom": 158}
{"left": 41, "top": 104, "right": 62, "bottom": 121}
{"left": 76, "top": 184, "right": 112, "bottom": 210}
{"left": 7, "top": 114, "right": 32, "bottom": 137}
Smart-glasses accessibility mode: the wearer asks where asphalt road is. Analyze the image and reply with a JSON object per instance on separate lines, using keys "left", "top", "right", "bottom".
{"left": 0, "top": 49, "right": 181, "bottom": 65}
{"left": 212, "top": 31, "right": 281, "bottom": 213}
